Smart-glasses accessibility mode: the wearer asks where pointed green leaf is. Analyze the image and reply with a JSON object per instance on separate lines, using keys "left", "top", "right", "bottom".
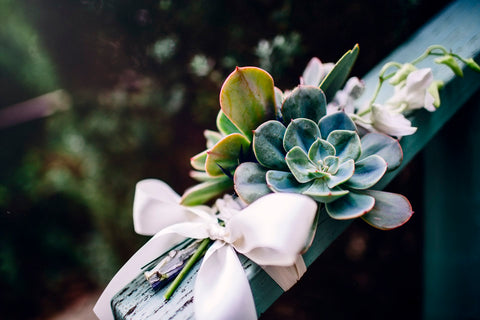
{"left": 266, "top": 170, "right": 312, "bottom": 194}
{"left": 253, "top": 120, "right": 288, "bottom": 170}
{"left": 303, "top": 179, "right": 348, "bottom": 203}
{"left": 435, "top": 55, "right": 463, "bottom": 77}
{"left": 220, "top": 66, "right": 275, "bottom": 141}
{"left": 326, "top": 191, "right": 375, "bottom": 220}
{"left": 360, "top": 190, "right": 413, "bottom": 230}
{"left": 319, "top": 112, "right": 357, "bottom": 139}
{"left": 204, "top": 130, "right": 223, "bottom": 149}
{"left": 327, "top": 130, "right": 361, "bottom": 162}
{"left": 308, "top": 138, "right": 335, "bottom": 163}
{"left": 233, "top": 162, "right": 271, "bottom": 204}
{"left": 326, "top": 159, "right": 354, "bottom": 188}
{"left": 360, "top": 132, "right": 403, "bottom": 171}
{"left": 283, "top": 118, "right": 321, "bottom": 153}
{"left": 320, "top": 44, "right": 359, "bottom": 100}
{"left": 180, "top": 176, "right": 233, "bottom": 206}
{"left": 189, "top": 170, "right": 212, "bottom": 182}
{"left": 344, "top": 155, "right": 387, "bottom": 189}
{"left": 281, "top": 85, "right": 327, "bottom": 123}
{"left": 190, "top": 150, "right": 207, "bottom": 171}
{"left": 286, "top": 146, "right": 325, "bottom": 183}
{"left": 205, "top": 133, "right": 250, "bottom": 176}
{"left": 216, "top": 110, "right": 242, "bottom": 136}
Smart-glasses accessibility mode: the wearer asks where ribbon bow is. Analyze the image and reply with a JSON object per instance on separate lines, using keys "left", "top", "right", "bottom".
{"left": 94, "top": 179, "right": 318, "bottom": 320}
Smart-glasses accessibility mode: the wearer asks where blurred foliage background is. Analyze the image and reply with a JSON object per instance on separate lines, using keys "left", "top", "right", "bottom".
{"left": 0, "top": 0, "right": 450, "bottom": 319}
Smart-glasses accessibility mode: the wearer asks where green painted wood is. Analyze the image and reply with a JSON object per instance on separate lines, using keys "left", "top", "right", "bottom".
{"left": 423, "top": 91, "right": 480, "bottom": 319}
{"left": 112, "top": 0, "right": 480, "bottom": 318}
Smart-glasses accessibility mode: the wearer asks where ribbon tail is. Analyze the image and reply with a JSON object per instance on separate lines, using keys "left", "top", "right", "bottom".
{"left": 195, "top": 242, "right": 257, "bottom": 320}
{"left": 261, "top": 255, "right": 307, "bottom": 291}
{"left": 93, "top": 233, "right": 184, "bottom": 320}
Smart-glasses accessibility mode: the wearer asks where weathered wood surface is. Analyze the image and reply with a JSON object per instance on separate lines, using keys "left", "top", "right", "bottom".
{"left": 112, "top": 0, "right": 480, "bottom": 318}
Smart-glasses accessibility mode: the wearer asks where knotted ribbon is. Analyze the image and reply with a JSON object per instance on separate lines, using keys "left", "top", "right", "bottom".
{"left": 94, "top": 179, "right": 318, "bottom": 320}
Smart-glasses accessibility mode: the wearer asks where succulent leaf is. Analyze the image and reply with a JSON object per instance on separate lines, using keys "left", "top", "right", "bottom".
{"left": 319, "top": 112, "right": 357, "bottom": 139}
{"left": 359, "top": 132, "right": 403, "bottom": 171}
{"left": 323, "top": 155, "right": 340, "bottom": 174}
{"left": 204, "top": 130, "right": 223, "bottom": 149}
{"left": 205, "top": 133, "right": 250, "bottom": 176}
{"left": 344, "top": 155, "right": 387, "bottom": 189}
{"left": 326, "top": 159, "right": 355, "bottom": 188}
{"left": 360, "top": 190, "right": 413, "bottom": 230}
{"left": 286, "top": 146, "right": 326, "bottom": 183}
{"left": 326, "top": 130, "right": 361, "bottom": 163}
{"left": 216, "top": 110, "right": 243, "bottom": 137}
{"left": 325, "top": 191, "right": 375, "bottom": 220}
{"left": 190, "top": 150, "right": 208, "bottom": 171}
{"left": 180, "top": 175, "right": 233, "bottom": 206}
{"left": 308, "top": 138, "right": 336, "bottom": 163}
{"left": 266, "top": 170, "right": 313, "bottom": 194}
{"left": 283, "top": 118, "right": 321, "bottom": 153}
{"left": 220, "top": 66, "right": 275, "bottom": 141}
{"left": 320, "top": 44, "right": 360, "bottom": 100}
{"left": 189, "top": 170, "right": 213, "bottom": 182}
{"left": 274, "top": 87, "right": 284, "bottom": 118}
{"left": 302, "top": 57, "right": 323, "bottom": 86}
{"left": 253, "top": 120, "right": 288, "bottom": 170}
{"left": 234, "top": 162, "right": 271, "bottom": 204}
{"left": 281, "top": 85, "right": 327, "bottom": 123}
{"left": 303, "top": 179, "right": 349, "bottom": 203}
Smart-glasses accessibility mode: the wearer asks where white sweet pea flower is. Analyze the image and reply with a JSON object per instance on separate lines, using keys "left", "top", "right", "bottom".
{"left": 386, "top": 68, "right": 436, "bottom": 112}
{"left": 369, "top": 104, "right": 417, "bottom": 137}
{"left": 300, "top": 57, "right": 334, "bottom": 86}
{"left": 327, "top": 77, "right": 365, "bottom": 114}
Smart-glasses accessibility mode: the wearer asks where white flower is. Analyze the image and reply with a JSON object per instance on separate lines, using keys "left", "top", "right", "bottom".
{"left": 300, "top": 57, "right": 334, "bottom": 86}
{"left": 386, "top": 68, "right": 435, "bottom": 112}
{"left": 327, "top": 77, "right": 364, "bottom": 114}
{"left": 369, "top": 104, "right": 417, "bottom": 137}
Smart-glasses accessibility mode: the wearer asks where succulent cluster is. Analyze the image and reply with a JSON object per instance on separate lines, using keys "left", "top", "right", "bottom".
{"left": 184, "top": 44, "right": 414, "bottom": 229}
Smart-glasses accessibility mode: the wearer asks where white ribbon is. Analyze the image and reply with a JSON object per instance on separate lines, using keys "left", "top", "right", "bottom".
{"left": 94, "top": 179, "right": 317, "bottom": 320}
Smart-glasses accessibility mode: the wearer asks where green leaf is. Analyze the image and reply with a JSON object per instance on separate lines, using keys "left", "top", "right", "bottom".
{"left": 274, "top": 87, "right": 284, "bottom": 118}
{"left": 205, "top": 133, "right": 250, "bottom": 176}
{"left": 308, "top": 138, "right": 335, "bottom": 163}
{"left": 220, "top": 66, "right": 276, "bottom": 141}
{"left": 286, "top": 146, "right": 325, "bottom": 183}
{"left": 344, "top": 155, "right": 387, "bottom": 189}
{"left": 204, "top": 130, "right": 223, "bottom": 149}
{"left": 320, "top": 44, "right": 359, "bottom": 101}
{"left": 283, "top": 118, "right": 321, "bottom": 153}
{"left": 326, "top": 159, "right": 354, "bottom": 188}
{"left": 253, "top": 120, "right": 288, "bottom": 170}
{"left": 318, "top": 112, "right": 357, "bottom": 139}
{"left": 180, "top": 176, "right": 233, "bottom": 206}
{"left": 435, "top": 55, "right": 463, "bottom": 77}
{"left": 281, "top": 85, "right": 327, "bottom": 123}
{"left": 266, "top": 170, "right": 312, "bottom": 194}
{"left": 190, "top": 150, "right": 207, "bottom": 171}
{"left": 233, "top": 162, "right": 271, "bottom": 204}
{"left": 302, "top": 179, "right": 348, "bottom": 203}
{"left": 325, "top": 191, "right": 375, "bottom": 220}
{"left": 189, "top": 170, "right": 212, "bottom": 182}
{"left": 360, "top": 190, "right": 413, "bottom": 230}
{"left": 359, "top": 132, "right": 403, "bottom": 171}
{"left": 326, "top": 130, "right": 361, "bottom": 163}
{"left": 323, "top": 155, "right": 339, "bottom": 174}
{"left": 216, "top": 110, "right": 242, "bottom": 136}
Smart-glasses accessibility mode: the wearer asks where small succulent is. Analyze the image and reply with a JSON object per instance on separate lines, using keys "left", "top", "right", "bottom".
{"left": 234, "top": 85, "right": 412, "bottom": 230}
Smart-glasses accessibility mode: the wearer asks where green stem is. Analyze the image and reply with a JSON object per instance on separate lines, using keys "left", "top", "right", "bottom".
{"left": 411, "top": 44, "right": 448, "bottom": 65}
{"left": 164, "top": 238, "right": 211, "bottom": 300}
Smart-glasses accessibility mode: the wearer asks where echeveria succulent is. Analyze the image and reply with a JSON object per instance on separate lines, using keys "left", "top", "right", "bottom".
{"left": 235, "top": 94, "right": 411, "bottom": 230}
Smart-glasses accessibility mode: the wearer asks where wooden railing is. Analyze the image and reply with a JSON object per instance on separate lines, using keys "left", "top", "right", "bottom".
{"left": 112, "top": 0, "right": 480, "bottom": 318}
